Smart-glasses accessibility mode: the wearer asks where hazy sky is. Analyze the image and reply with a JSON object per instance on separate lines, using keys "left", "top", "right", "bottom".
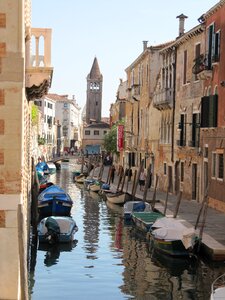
{"left": 32, "top": 0, "right": 218, "bottom": 116}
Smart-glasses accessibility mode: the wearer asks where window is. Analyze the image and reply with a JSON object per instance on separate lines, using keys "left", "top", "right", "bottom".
{"left": 94, "top": 130, "right": 99, "bottom": 135}
{"left": 181, "top": 162, "right": 184, "bottom": 182}
{"left": 85, "top": 130, "right": 90, "bottom": 135}
{"left": 201, "top": 95, "right": 218, "bottom": 128}
{"left": 163, "top": 163, "right": 167, "bottom": 175}
{"left": 218, "top": 153, "right": 224, "bottom": 180}
{"left": 103, "top": 131, "right": 107, "bottom": 135}
{"left": 183, "top": 50, "right": 187, "bottom": 84}
{"left": 212, "top": 151, "right": 224, "bottom": 180}
{"left": 213, "top": 31, "right": 220, "bottom": 63}
{"left": 212, "top": 152, "right": 216, "bottom": 178}
{"left": 178, "top": 114, "right": 186, "bottom": 146}
{"left": 204, "top": 146, "right": 208, "bottom": 159}
{"left": 207, "top": 24, "right": 214, "bottom": 69}
{"left": 195, "top": 44, "right": 201, "bottom": 80}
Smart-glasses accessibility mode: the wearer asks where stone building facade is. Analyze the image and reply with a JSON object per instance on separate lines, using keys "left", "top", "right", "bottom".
{"left": 0, "top": 1, "right": 52, "bottom": 298}
{"left": 197, "top": 0, "right": 225, "bottom": 211}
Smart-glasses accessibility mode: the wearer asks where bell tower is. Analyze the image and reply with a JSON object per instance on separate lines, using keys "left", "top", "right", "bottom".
{"left": 86, "top": 57, "right": 103, "bottom": 124}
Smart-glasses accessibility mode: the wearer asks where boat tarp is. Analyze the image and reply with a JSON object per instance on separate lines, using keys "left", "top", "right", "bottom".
{"left": 151, "top": 217, "right": 198, "bottom": 249}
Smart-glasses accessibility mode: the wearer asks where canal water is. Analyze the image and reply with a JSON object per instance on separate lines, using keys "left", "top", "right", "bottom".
{"left": 29, "top": 159, "right": 225, "bottom": 300}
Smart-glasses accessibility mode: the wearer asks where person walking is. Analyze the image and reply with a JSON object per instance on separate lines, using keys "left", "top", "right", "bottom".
{"left": 111, "top": 164, "right": 115, "bottom": 184}
{"left": 139, "top": 169, "right": 146, "bottom": 191}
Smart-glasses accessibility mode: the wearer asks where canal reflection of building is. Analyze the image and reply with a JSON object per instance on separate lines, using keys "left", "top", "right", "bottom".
{"left": 120, "top": 227, "right": 209, "bottom": 299}
{"left": 83, "top": 191, "right": 100, "bottom": 259}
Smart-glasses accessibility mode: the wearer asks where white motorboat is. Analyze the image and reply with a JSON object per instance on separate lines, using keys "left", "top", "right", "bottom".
{"left": 211, "top": 273, "right": 225, "bottom": 300}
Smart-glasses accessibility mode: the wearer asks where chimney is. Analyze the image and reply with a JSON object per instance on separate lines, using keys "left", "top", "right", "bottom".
{"left": 176, "top": 14, "right": 188, "bottom": 37}
{"left": 143, "top": 40, "right": 148, "bottom": 51}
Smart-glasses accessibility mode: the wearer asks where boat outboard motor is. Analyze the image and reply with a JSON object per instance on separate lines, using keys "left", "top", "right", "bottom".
{"left": 44, "top": 217, "right": 60, "bottom": 244}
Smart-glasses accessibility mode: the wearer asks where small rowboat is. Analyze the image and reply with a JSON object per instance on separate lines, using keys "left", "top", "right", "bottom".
{"left": 210, "top": 273, "right": 225, "bottom": 300}
{"left": 38, "top": 216, "right": 78, "bottom": 244}
{"left": 123, "top": 201, "right": 152, "bottom": 223}
{"left": 150, "top": 217, "right": 199, "bottom": 257}
{"left": 38, "top": 185, "right": 73, "bottom": 217}
{"left": 106, "top": 191, "right": 126, "bottom": 205}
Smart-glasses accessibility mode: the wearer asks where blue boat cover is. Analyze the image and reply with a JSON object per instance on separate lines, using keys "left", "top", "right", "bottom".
{"left": 133, "top": 202, "right": 146, "bottom": 212}
{"left": 38, "top": 185, "right": 73, "bottom": 204}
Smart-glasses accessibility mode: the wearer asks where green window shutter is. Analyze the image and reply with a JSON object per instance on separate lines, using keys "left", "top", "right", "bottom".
{"left": 201, "top": 96, "right": 210, "bottom": 127}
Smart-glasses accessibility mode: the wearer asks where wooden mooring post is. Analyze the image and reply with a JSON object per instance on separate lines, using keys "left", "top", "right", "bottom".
{"left": 132, "top": 159, "right": 145, "bottom": 200}
{"left": 173, "top": 190, "right": 183, "bottom": 218}
{"left": 151, "top": 174, "right": 159, "bottom": 210}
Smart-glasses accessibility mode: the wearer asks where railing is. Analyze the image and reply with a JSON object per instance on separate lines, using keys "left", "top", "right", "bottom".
{"left": 153, "top": 87, "right": 174, "bottom": 109}
{"left": 192, "top": 54, "right": 213, "bottom": 75}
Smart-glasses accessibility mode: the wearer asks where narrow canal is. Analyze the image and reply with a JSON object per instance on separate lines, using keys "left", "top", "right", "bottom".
{"left": 29, "top": 159, "right": 225, "bottom": 300}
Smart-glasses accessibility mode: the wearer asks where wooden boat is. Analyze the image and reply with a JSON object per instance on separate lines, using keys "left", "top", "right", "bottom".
{"left": 47, "top": 162, "right": 57, "bottom": 174}
{"left": 38, "top": 185, "right": 73, "bottom": 217}
{"left": 210, "top": 273, "right": 225, "bottom": 300}
{"left": 150, "top": 217, "right": 199, "bottom": 257}
{"left": 39, "top": 181, "right": 54, "bottom": 194}
{"left": 89, "top": 181, "right": 101, "bottom": 192}
{"left": 37, "top": 216, "right": 78, "bottom": 244}
{"left": 74, "top": 174, "right": 86, "bottom": 184}
{"left": 84, "top": 177, "right": 96, "bottom": 189}
{"left": 123, "top": 201, "right": 152, "bottom": 223}
{"left": 72, "top": 170, "right": 81, "bottom": 178}
{"left": 105, "top": 191, "right": 126, "bottom": 205}
{"left": 131, "top": 211, "right": 163, "bottom": 232}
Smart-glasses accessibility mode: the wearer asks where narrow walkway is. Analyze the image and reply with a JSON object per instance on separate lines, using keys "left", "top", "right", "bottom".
{"left": 100, "top": 165, "right": 225, "bottom": 261}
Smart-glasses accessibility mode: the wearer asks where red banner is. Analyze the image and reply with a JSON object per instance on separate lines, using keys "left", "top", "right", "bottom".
{"left": 117, "top": 125, "right": 124, "bottom": 151}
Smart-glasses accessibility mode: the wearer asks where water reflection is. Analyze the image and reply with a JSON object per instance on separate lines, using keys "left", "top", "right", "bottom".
{"left": 29, "top": 159, "right": 225, "bottom": 300}
{"left": 38, "top": 241, "right": 78, "bottom": 267}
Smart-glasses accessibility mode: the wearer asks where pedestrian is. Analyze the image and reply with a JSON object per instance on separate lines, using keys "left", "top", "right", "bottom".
{"left": 111, "top": 164, "right": 115, "bottom": 183}
{"left": 139, "top": 169, "right": 146, "bottom": 191}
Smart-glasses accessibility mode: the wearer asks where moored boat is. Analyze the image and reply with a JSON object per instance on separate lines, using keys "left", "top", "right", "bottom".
{"left": 150, "top": 217, "right": 199, "bottom": 257}
{"left": 37, "top": 216, "right": 78, "bottom": 244}
{"left": 89, "top": 181, "right": 101, "bottom": 192}
{"left": 39, "top": 181, "right": 54, "bottom": 194}
{"left": 210, "top": 273, "right": 225, "bottom": 300}
{"left": 131, "top": 211, "right": 163, "bottom": 232}
{"left": 106, "top": 191, "right": 127, "bottom": 205}
{"left": 47, "top": 162, "right": 57, "bottom": 174}
{"left": 123, "top": 201, "right": 152, "bottom": 223}
{"left": 38, "top": 185, "right": 73, "bottom": 217}
{"left": 74, "top": 174, "right": 86, "bottom": 184}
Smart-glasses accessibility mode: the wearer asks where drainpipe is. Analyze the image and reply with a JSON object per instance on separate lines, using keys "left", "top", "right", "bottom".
{"left": 171, "top": 47, "right": 177, "bottom": 163}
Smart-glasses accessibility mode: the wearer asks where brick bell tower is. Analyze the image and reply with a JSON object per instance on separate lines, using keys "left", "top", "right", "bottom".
{"left": 86, "top": 57, "right": 103, "bottom": 124}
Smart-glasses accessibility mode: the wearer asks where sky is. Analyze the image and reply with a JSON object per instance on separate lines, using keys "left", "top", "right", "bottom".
{"left": 32, "top": 0, "right": 218, "bottom": 117}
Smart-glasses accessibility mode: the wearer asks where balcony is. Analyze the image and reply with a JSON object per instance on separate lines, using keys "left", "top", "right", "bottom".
{"left": 153, "top": 87, "right": 174, "bottom": 110}
{"left": 127, "top": 84, "right": 140, "bottom": 101}
{"left": 25, "top": 28, "right": 53, "bottom": 101}
{"left": 192, "top": 54, "right": 212, "bottom": 80}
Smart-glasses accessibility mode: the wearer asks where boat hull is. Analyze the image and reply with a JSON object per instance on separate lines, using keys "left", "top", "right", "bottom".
{"left": 38, "top": 185, "right": 73, "bottom": 217}
{"left": 131, "top": 212, "right": 163, "bottom": 232}
{"left": 124, "top": 201, "right": 152, "bottom": 223}
{"left": 38, "top": 216, "right": 78, "bottom": 243}
{"left": 152, "top": 237, "right": 192, "bottom": 257}
{"left": 106, "top": 192, "right": 126, "bottom": 204}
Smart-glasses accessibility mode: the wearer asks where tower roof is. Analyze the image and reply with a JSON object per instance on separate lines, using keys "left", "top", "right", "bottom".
{"left": 89, "top": 57, "right": 102, "bottom": 79}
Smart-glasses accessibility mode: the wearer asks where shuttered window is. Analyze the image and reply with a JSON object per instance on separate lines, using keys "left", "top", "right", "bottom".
{"left": 201, "top": 95, "right": 218, "bottom": 128}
